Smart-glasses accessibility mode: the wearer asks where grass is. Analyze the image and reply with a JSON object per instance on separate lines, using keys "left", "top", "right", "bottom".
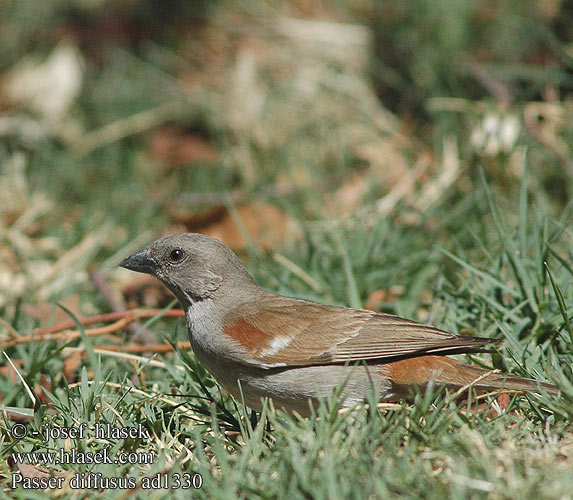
{"left": 0, "top": 0, "right": 572, "bottom": 498}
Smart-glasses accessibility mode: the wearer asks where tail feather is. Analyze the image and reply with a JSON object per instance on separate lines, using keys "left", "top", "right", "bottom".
{"left": 383, "top": 356, "right": 559, "bottom": 396}
{"left": 456, "top": 362, "right": 560, "bottom": 396}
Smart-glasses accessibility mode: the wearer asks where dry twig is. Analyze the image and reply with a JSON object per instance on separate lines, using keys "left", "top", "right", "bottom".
{"left": 1, "top": 309, "right": 184, "bottom": 349}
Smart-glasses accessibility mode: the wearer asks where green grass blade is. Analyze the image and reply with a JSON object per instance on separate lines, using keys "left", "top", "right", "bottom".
{"left": 545, "top": 261, "right": 573, "bottom": 344}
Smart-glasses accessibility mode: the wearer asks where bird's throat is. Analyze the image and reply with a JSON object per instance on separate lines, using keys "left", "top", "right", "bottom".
{"left": 184, "top": 298, "right": 219, "bottom": 340}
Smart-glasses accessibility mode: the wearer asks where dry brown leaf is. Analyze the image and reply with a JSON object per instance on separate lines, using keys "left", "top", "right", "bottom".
{"left": 11, "top": 462, "right": 71, "bottom": 496}
{"left": 14, "top": 463, "right": 52, "bottom": 479}
{"left": 327, "top": 170, "right": 369, "bottom": 216}
{"left": 354, "top": 140, "right": 411, "bottom": 188}
{"left": 364, "top": 287, "right": 403, "bottom": 311}
{"left": 469, "top": 391, "right": 512, "bottom": 419}
{"left": 120, "top": 274, "right": 173, "bottom": 309}
{"left": 148, "top": 126, "right": 218, "bottom": 168}
{"left": 22, "top": 295, "right": 84, "bottom": 326}
{"left": 168, "top": 205, "right": 228, "bottom": 231}
{"left": 0, "top": 358, "right": 23, "bottom": 384}
{"left": 35, "top": 374, "right": 52, "bottom": 405}
{"left": 63, "top": 350, "right": 83, "bottom": 383}
{"left": 198, "top": 203, "right": 300, "bottom": 251}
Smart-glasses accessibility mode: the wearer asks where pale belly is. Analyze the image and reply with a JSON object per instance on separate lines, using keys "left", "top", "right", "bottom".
{"left": 191, "top": 342, "right": 392, "bottom": 416}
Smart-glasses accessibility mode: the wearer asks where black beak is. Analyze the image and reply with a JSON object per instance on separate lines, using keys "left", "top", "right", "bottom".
{"left": 119, "top": 249, "right": 157, "bottom": 275}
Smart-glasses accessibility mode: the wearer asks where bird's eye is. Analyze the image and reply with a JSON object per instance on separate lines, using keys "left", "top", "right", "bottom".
{"left": 169, "top": 248, "right": 184, "bottom": 262}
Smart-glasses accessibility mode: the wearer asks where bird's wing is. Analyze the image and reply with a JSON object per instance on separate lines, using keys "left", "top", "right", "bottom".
{"left": 222, "top": 294, "right": 500, "bottom": 367}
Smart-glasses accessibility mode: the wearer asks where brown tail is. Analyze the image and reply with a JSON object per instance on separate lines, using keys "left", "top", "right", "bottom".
{"left": 453, "top": 361, "right": 560, "bottom": 395}
{"left": 383, "top": 355, "right": 559, "bottom": 396}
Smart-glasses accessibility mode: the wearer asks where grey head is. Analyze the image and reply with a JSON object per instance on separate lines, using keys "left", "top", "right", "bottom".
{"left": 120, "top": 233, "right": 260, "bottom": 308}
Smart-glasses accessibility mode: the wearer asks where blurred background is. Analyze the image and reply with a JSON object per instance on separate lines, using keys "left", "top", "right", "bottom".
{"left": 1, "top": 3, "right": 572, "bottom": 496}
{"left": 0, "top": 0, "right": 571, "bottom": 318}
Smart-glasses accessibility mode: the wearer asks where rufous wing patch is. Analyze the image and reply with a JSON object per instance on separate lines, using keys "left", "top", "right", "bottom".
{"left": 223, "top": 318, "right": 275, "bottom": 353}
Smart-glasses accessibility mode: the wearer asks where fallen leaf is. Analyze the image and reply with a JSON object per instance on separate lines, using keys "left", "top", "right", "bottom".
{"left": 63, "top": 350, "right": 83, "bottom": 383}
{"left": 0, "top": 358, "right": 23, "bottom": 384}
{"left": 22, "top": 295, "right": 84, "bottom": 326}
{"left": 120, "top": 274, "right": 174, "bottom": 309}
{"left": 168, "top": 205, "right": 228, "bottom": 231}
{"left": 326, "top": 170, "right": 369, "bottom": 216}
{"left": 35, "top": 375, "right": 52, "bottom": 405}
{"left": 14, "top": 463, "right": 52, "bottom": 479}
{"left": 354, "top": 139, "right": 411, "bottom": 188}
{"left": 364, "top": 287, "right": 403, "bottom": 311}
{"left": 10, "top": 462, "right": 72, "bottom": 496}
{"left": 148, "top": 126, "right": 218, "bottom": 168}
{"left": 170, "top": 202, "right": 299, "bottom": 251}
{"left": 198, "top": 203, "right": 300, "bottom": 251}
{"left": 470, "top": 391, "right": 514, "bottom": 419}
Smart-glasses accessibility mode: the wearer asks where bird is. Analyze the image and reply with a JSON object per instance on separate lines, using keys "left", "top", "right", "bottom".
{"left": 119, "top": 233, "right": 559, "bottom": 416}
